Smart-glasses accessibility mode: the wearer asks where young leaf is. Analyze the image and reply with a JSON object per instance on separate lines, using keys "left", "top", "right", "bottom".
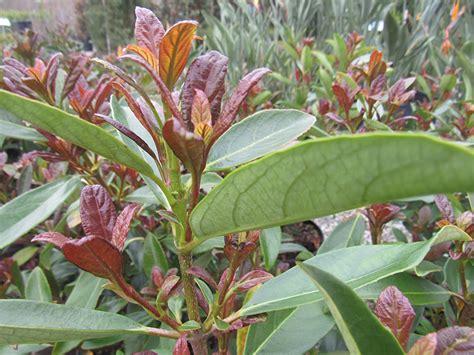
{"left": 181, "top": 51, "right": 228, "bottom": 127}
{"left": 0, "top": 90, "right": 157, "bottom": 180}
{"left": 298, "top": 263, "right": 404, "bottom": 355}
{"left": 173, "top": 336, "right": 190, "bottom": 355}
{"left": 134, "top": 7, "right": 164, "bottom": 58}
{"left": 191, "top": 133, "right": 474, "bottom": 239}
{"left": 25, "top": 267, "right": 52, "bottom": 303}
{"left": 211, "top": 68, "right": 271, "bottom": 143}
{"left": 0, "top": 300, "right": 149, "bottom": 344}
{"left": 112, "top": 204, "right": 140, "bottom": 251}
{"left": 407, "top": 333, "right": 437, "bottom": 355}
{"left": 159, "top": 21, "right": 198, "bottom": 89}
{"left": 0, "top": 176, "right": 80, "bottom": 249}
{"left": 80, "top": 185, "right": 117, "bottom": 239}
{"left": 206, "top": 109, "right": 315, "bottom": 171}
{"left": 374, "top": 286, "right": 415, "bottom": 350}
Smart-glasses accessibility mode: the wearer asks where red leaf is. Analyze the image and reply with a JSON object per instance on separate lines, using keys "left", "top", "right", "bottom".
{"left": 62, "top": 55, "right": 88, "bottom": 100}
{"left": 80, "top": 185, "right": 117, "bottom": 240}
{"left": 112, "top": 204, "right": 140, "bottom": 251}
{"left": 237, "top": 270, "right": 273, "bottom": 292}
{"left": 173, "top": 336, "right": 190, "bottom": 355}
{"left": 151, "top": 266, "right": 164, "bottom": 288}
{"left": 63, "top": 235, "right": 123, "bottom": 280}
{"left": 435, "top": 195, "right": 455, "bottom": 223}
{"left": 374, "top": 286, "right": 415, "bottom": 350}
{"left": 158, "top": 275, "right": 181, "bottom": 302}
{"left": 408, "top": 333, "right": 437, "bottom": 355}
{"left": 332, "top": 83, "right": 351, "bottom": 115}
{"left": 159, "top": 21, "right": 198, "bottom": 89}
{"left": 181, "top": 51, "right": 228, "bottom": 128}
{"left": 134, "top": 7, "right": 164, "bottom": 58}
{"left": 369, "top": 74, "right": 386, "bottom": 100}
{"left": 187, "top": 266, "right": 218, "bottom": 290}
{"left": 163, "top": 118, "right": 205, "bottom": 176}
{"left": 32, "top": 232, "right": 70, "bottom": 248}
{"left": 212, "top": 68, "right": 271, "bottom": 144}
{"left": 435, "top": 326, "right": 474, "bottom": 354}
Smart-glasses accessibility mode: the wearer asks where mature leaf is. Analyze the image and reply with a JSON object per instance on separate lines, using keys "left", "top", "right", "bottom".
{"left": 80, "top": 185, "right": 117, "bottom": 240}
{"left": 0, "top": 90, "right": 157, "bottom": 180}
{"left": 191, "top": 134, "right": 474, "bottom": 239}
{"left": 0, "top": 176, "right": 80, "bottom": 249}
{"left": 0, "top": 300, "right": 149, "bottom": 344}
{"left": 112, "top": 204, "right": 140, "bottom": 251}
{"left": 181, "top": 51, "right": 228, "bottom": 127}
{"left": 62, "top": 236, "right": 122, "bottom": 280}
{"left": 143, "top": 234, "right": 168, "bottom": 278}
{"left": 318, "top": 214, "right": 366, "bottom": 254}
{"left": 407, "top": 333, "right": 437, "bottom": 355}
{"left": 374, "top": 286, "right": 415, "bottom": 350}
{"left": 260, "top": 227, "right": 282, "bottom": 271}
{"left": 159, "top": 21, "right": 198, "bottom": 89}
{"left": 241, "top": 225, "right": 469, "bottom": 315}
{"left": 299, "top": 263, "right": 404, "bottom": 355}
{"left": 212, "top": 68, "right": 271, "bottom": 143}
{"left": 25, "top": 267, "right": 52, "bottom": 303}
{"left": 206, "top": 109, "right": 315, "bottom": 171}
{"left": 0, "top": 120, "right": 46, "bottom": 141}
{"left": 134, "top": 7, "right": 164, "bottom": 57}
{"left": 243, "top": 303, "right": 334, "bottom": 355}
{"left": 163, "top": 118, "right": 205, "bottom": 175}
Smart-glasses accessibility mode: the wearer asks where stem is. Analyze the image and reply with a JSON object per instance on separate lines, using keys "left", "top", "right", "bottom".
{"left": 146, "top": 326, "right": 181, "bottom": 339}
{"left": 459, "top": 258, "right": 470, "bottom": 301}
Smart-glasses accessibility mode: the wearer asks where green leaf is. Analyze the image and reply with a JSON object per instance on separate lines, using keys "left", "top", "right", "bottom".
{"left": 143, "top": 233, "right": 168, "bottom": 277}
{"left": 206, "top": 109, "right": 315, "bottom": 171}
{"left": 191, "top": 134, "right": 474, "bottom": 239}
{"left": 298, "top": 263, "right": 404, "bottom": 355}
{"left": 0, "top": 90, "right": 156, "bottom": 181}
{"left": 241, "top": 225, "right": 469, "bottom": 315}
{"left": 260, "top": 227, "right": 282, "bottom": 271}
{"left": 0, "top": 120, "right": 47, "bottom": 141}
{"left": 12, "top": 246, "right": 38, "bottom": 266}
{"left": 25, "top": 267, "right": 52, "bottom": 303}
{"left": 318, "top": 214, "right": 366, "bottom": 254}
{"left": 243, "top": 303, "right": 334, "bottom": 355}
{"left": 0, "top": 300, "right": 149, "bottom": 344}
{"left": 178, "top": 320, "right": 201, "bottom": 332}
{"left": 0, "top": 176, "right": 81, "bottom": 249}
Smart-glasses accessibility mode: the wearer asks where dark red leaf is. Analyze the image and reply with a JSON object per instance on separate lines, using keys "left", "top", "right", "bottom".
{"left": 80, "top": 185, "right": 117, "bottom": 239}
{"left": 134, "top": 7, "right": 164, "bottom": 58}
{"left": 163, "top": 118, "right": 205, "bottom": 175}
{"left": 435, "top": 195, "right": 455, "bottom": 223}
{"left": 211, "top": 67, "right": 271, "bottom": 144}
{"left": 408, "top": 333, "right": 437, "bottom": 355}
{"left": 32, "top": 232, "right": 70, "bottom": 249}
{"left": 187, "top": 266, "right": 218, "bottom": 290}
{"left": 112, "top": 204, "right": 140, "bottom": 251}
{"left": 63, "top": 235, "right": 123, "bottom": 280}
{"left": 181, "top": 51, "right": 228, "bottom": 128}
{"left": 45, "top": 53, "right": 62, "bottom": 94}
{"left": 332, "top": 83, "right": 352, "bottom": 115}
{"left": 151, "top": 266, "right": 164, "bottom": 288}
{"left": 62, "top": 55, "right": 87, "bottom": 100}
{"left": 173, "top": 336, "right": 190, "bottom": 355}
{"left": 374, "top": 286, "right": 415, "bottom": 350}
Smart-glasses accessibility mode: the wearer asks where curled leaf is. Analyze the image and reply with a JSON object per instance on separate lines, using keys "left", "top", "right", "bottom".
{"left": 159, "top": 21, "right": 198, "bottom": 89}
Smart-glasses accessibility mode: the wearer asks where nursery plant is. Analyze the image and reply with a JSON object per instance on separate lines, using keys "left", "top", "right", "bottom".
{"left": 0, "top": 6, "right": 473, "bottom": 355}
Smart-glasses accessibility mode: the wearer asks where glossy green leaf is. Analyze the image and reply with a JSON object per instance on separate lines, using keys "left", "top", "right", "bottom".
{"left": 191, "top": 134, "right": 474, "bottom": 239}
{"left": 0, "top": 90, "right": 156, "bottom": 180}
{"left": 299, "top": 263, "right": 404, "bottom": 355}
{"left": 0, "top": 120, "right": 47, "bottom": 141}
{"left": 243, "top": 303, "right": 334, "bottom": 355}
{"left": 0, "top": 300, "right": 149, "bottom": 344}
{"left": 242, "top": 225, "right": 469, "bottom": 315}
{"left": 318, "top": 214, "right": 366, "bottom": 254}
{"left": 25, "top": 267, "right": 52, "bottom": 303}
{"left": 143, "top": 233, "right": 168, "bottom": 277}
{"left": 260, "top": 227, "right": 282, "bottom": 271}
{"left": 206, "top": 109, "right": 315, "bottom": 171}
{"left": 0, "top": 176, "right": 81, "bottom": 249}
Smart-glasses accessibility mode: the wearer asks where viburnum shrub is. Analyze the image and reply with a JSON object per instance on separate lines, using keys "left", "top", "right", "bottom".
{"left": 0, "top": 7, "right": 473, "bottom": 355}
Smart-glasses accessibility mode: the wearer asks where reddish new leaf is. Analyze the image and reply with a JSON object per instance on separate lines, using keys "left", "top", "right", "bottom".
{"left": 126, "top": 44, "right": 159, "bottom": 73}
{"left": 134, "top": 7, "right": 164, "bottom": 58}
{"left": 32, "top": 232, "right": 70, "bottom": 248}
{"left": 151, "top": 266, "right": 164, "bottom": 288}
{"left": 62, "top": 55, "right": 87, "bottom": 100}
{"left": 112, "top": 204, "right": 140, "bottom": 251}
{"left": 435, "top": 195, "right": 455, "bottom": 223}
{"left": 158, "top": 275, "right": 180, "bottom": 302}
{"left": 181, "top": 51, "right": 228, "bottom": 128}
{"left": 163, "top": 118, "right": 205, "bottom": 175}
{"left": 187, "top": 266, "right": 218, "bottom": 290}
{"left": 173, "top": 336, "right": 191, "bottom": 355}
{"left": 408, "top": 333, "right": 437, "bottom": 355}
{"left": 374, "top": 286, "right": 415, "bottom": 350}
{"left": 332, "top": 83, "right": 352, "bottom": 115}
{"left": 159, "top": 21, "right": 198, "bottom": 89}
{"left": 191, "top": 89, "right": 212, "bottom": 142}
{"left": 211, "top": 67, "right": 270, "bottom": 144}
{"left": 63, "top": 235, "right": 123, "bottom": 280}
{"left": 80, "top": 185, "right": 117, "bottom": 239}
{"left": 435, "top": 326, "right": 474, "bottom": 355}
{"left": 237, "top": 270, "right": 273, "bottom": 292}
